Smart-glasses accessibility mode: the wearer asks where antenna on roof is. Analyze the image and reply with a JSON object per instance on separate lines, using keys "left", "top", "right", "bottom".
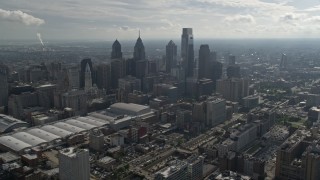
{"left": 139, "top": 30, "right": 140, "bottom": 38}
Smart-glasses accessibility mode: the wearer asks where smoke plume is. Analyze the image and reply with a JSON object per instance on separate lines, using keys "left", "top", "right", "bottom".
{"left": 37, "top": 33, "right": 44, "bottom": 46}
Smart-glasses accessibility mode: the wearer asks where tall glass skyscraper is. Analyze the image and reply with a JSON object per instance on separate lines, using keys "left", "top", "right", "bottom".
{"left": 181, "top": 28, "right": 194, "bottom": 78}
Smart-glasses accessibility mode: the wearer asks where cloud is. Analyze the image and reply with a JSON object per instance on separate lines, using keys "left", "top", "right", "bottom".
{"left": 120, "top": 26, "right": 129, "bottom": 31}
{"left": 304, "top": 5, "right": 320, "bottom": 12}
{"left": 305, "top": 16, "right": 320, "bottom": 23}
{"left": 0, "top": 8, "right": 45, "bottom": 26}
{"left": 279, "top": 13, "right": 306, "bottom": 23}
{"left": 224, "top": 14, "right": 255, "bottom": 24}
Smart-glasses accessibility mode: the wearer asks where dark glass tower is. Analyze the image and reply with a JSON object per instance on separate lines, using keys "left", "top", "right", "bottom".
{"left": 226, "top": 55, "right": 240, "bottom": 78}
{"left": 166, "top": 40, "right": 177, "bottom": 73}
{"left": 111, "top": 39, "right": 122, "bottom": 59}
{"left": 198, "top": 44, "right": 210, "bottom": 79}
{"left": 133, "top": 32, "right": 145, "bottom": 61}
{"left": 181, "top": 28, "right": 194, "bottom": 78}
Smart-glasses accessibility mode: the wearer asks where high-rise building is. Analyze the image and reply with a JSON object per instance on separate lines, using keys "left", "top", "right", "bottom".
{"left": 80, "top": 58, "right": 93, "bottom": 89}
{"left": 166, "top": 40, "right": 177, "bottom": 73}
{"left": 59, "top": 148, "right": 90, "bottom": 180}
{"left": 216, "top": 78, "right": 249, "bottom": 102}
{"left": 111, "top": 39, "right": 122, "bottom": 59}
{"left": 110, "top": 58, "right": 126, "bottom": 89}
{"left": 133, "top": 33, "right": 147, "bottom": 79}
{"left": 229, "top": 55, "right": 236, "bottom": 65}
{"left": 61, "top": 90, "right": 87, "bottom": 115}
{"left": 275, "top": 132, "right": 309, "bottom": 180}
{"left": 210, "top": 61, "right": 223, "bottom": 90}
{"left": 84, "top": 63, "right": 92, "bottom": 91}
{"left": 226, "top": 55, "right": 241, "bottom": 79}
{"left": 96, "top": 63, "right": 111, "bottom": 92}
{"left": 36, "top": 84, "right": 56, "bottom": 109}
{"left": 67, "top": 66, "right": 80, "bottom": 90}
{"left": 206, "top": 97, "right": 226, "bottom": 127}
{"left": 118, "top": 76, "right": 141, "bottom": 102}
{"left": 280, "top": 53, "right": 288, "bottom": 70}
{"left": 135, "top": 60, "right": 148, "bottom": 79}
{"left": 198, "top": 44, "right": 210, "bottom": 79}
{"left": 181, "top": 28, "right": 194, "bottom": 78}
{"left": 89, "top": 129, "right": 105, "bottom": 151}
{"left": 134, "top": 32, "right": 145, "bottom": 61}
{"left": 301, "top": 142, "right": 320, "bottom": 180}
{"left": 118, "top": 76, "right": 141, "bottom": 93}
{"left": 187, "top": 155, "right": 204, "bottom": 180}
{"left": 0, "top": 64, "right": 8, "bottom": 107}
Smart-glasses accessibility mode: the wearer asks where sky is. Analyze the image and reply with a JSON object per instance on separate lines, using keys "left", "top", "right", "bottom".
{"left": 1, "top": 0, "right": 320, "bottom": 41}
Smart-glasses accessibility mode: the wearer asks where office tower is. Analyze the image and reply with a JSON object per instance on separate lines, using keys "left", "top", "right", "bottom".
{"left": 166, "top": 40, "right": 177, "bottom": 73}
{"left": 133, "top": 32, "right": 147, "bottom": 79}
{"left": 125, "top": 58, "right": 135, "bottom": 76}
{"left": 211, "top": 61, "right": 223, "bottom": 90}
{"left": 80, "top": 58, "right": 93, "bottom": 89}
{"left": 135, "top": 60, "right": 148, "bottom": 79}
{"left": 67, "top": 66, "right": 80, "bottom": 90}
{"left": 59, "top": 148, "right": 90, "bottom": 180}
{"left": 275, "top": 133, "right": 309, "bottom": 180}
{"left": 280, "top": 53, "right": 288, "bottom": 70}
{"left": 216, "top": 78, "right": 249, "bottom": 102}
{"left": 206, "top": 97, "right": 226, "bottom": 127}
{"left": 118, "top": 76, "right": 141, "bottom": 102}
{"left": 226, "top": 55, "right": 240, "bottom": 78}
{"left": 198, "top": 44, "right": 210, "bottom": 79}
{"left": 0, "top": 64, "right": 8, "bottom": 107}
{"left": 301, "top": 142, "right": 320, "bottom": 180}
{"left": 89, "top": 129, "right": 105, "bottom": 151}
{"left": 192, "top": 101, "right": 206, "bottom": 124}
{"left": 187, "top": 155, "right": 204, "bottom": 180}
{"left": 61, "top": 90, "right": 87, "bottom": 115}
{"left": 210, "top": 51, "right": 217, "bottom": 62}
{"left": 111, "top": 39, "right": 122, "bottom": 59}
{"left": 181, "top": 28, "right": 194, "bottom": 77}
{"left": 134, "top": 32, "right": 145, "bottom": 61}
{"left": 36, "top": 84, "right": 56, "bottom": 108}
{"left": 118, "top": 76, "right": 141, "bottom": 92}
{"left": 48, "top": 62, "right": 62, "bottom": 81}
{"left": 26, "top": 64, "right": 49, "bottom": 82}
{"left": 148, "top": 60, "right": 157, "bottom": 74}
{"left": 153, "top": 83, "right": 179, "bottom": 102}
{"left": 84, "top": 63, "right": 92, "bottom": 91}
{"left": 198, "top": 78, "right": 214, "bottom": 97}
{"left": 229, "top": 55, "right": 236, "bottom": 65}
{"left": 176, "top": 109, "right": 192, "bottom": 130}
{"left": 110, "top": 58, "right": 126, "bottom": 89}
{"left": 96, "top": 63, "right": 111, "bottom": 92}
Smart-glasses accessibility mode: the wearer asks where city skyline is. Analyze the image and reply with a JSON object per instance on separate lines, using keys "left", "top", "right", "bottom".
{"left": 1, "top": 0, "right": 320, "bottom": 41}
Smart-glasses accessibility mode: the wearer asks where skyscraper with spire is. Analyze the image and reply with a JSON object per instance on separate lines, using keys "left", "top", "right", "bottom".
{"left": 133, "top": 31, "right": 147, "bottom": 79}
{"left": 80, "top": 58, "right": 93, "bottom": 89}
{"left": 84, "top": 63, "right": 92, "bottom": 91}
{"left": 181, "top": 28, "right": 194, "bottom": 78}
{"left": 111, "top": 39, "right": 122, "bottom": 59}
{"left": 134, "top": 31, "right": 145, "bottom": 61}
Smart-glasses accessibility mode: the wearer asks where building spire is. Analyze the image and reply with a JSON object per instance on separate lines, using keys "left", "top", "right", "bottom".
{"left": 139, "top": 30, "right": 140, "bottom": 38}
